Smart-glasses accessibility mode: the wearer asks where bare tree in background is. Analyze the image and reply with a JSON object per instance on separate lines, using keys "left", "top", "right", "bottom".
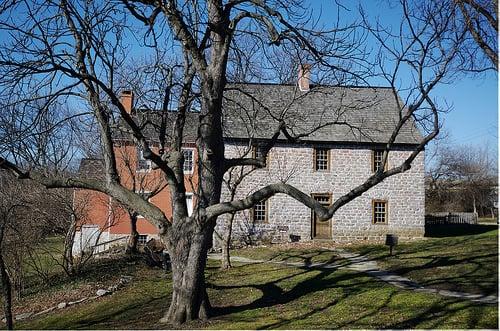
{"left": 215, "top": 145, "right": 257, "bottom": 269}
{"left": 0, "top": 173, "right": 16, "bottom": 330}
{"left": 0, "top": 172, "right": 73, "bottom": 329}
{"left": 0, "top": 0, "right": 488, "bottom": 325}
{"left": 426, "top": 143, "right": 497, "bottom": 216}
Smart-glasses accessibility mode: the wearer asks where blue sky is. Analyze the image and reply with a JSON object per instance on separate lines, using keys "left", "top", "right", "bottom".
{"left": 312, "top": 0, "right": 498, "bottom": 160}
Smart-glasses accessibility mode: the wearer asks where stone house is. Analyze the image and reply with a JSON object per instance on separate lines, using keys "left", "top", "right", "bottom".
{"left": 72, "top": 75, "right": 424, "bottom": 254}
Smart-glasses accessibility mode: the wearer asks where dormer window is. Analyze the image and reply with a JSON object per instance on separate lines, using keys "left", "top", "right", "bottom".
{"left": 182, "top": 148, "right": 194, "bottom": 174}
{"left": 137, "top": 147, "right": 151, "bottom": 172}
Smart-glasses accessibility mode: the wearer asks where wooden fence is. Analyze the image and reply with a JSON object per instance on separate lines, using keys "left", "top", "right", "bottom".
{"left": 425, "top": 212, "right": 478, "bottom": 225}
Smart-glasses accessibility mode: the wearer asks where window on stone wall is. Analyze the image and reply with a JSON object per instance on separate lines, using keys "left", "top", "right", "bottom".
{"left": 252, "top": 144, "right": 268, "bottom": 167}
{"left": 252, "top": 200, "right": 268, "bottom": 222}
{"left": 372, "top": 200, "right": 388, "bottom": 224}
{"left": 314, "top": 148, "right": 330, "bottom": 171}
{"left": 372, "top": 149, "right": 386, "bottom": 172}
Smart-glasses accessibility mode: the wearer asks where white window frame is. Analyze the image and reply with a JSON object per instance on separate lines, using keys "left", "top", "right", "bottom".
{"left": 182, "top": 148, "right": 195, "bottom": 174}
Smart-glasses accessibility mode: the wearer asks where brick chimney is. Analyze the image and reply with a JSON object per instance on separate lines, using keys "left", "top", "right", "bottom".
{"left": 120, "top": 90, "right": 134, "bottom": 114}
{"left": 298, "top": 64, "right": 311, "bottom": 92}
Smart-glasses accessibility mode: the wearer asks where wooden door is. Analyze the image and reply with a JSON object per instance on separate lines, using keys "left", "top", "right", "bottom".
{"left": 312, "top": 194, "right": 332, "bottom": 239}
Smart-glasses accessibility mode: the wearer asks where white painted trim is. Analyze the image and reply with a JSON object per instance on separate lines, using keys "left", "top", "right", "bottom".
{"left": 186, "top": 192, "right": 194, "bottom": 217}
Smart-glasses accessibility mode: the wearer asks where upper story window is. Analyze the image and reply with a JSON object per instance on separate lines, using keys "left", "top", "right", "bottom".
{"left": 252, "top": 145, "right": 268, "bottom": 167}
{"left": 372, "top": 149, "right": 386, "bottom": 172}
{"left": 314, "top": 148, "right": 330, "bottom": 171}
{"left": 137, "top": 147, "right": 152, "bottom": 172}
{"left": 183, "top": 148, "right": 194, "bottom": 174}
{"left": 252, "top": 200, "right": 268, "bottom": 222}
{"left": 372, "top": 200, "right": 388, "bottom": 224}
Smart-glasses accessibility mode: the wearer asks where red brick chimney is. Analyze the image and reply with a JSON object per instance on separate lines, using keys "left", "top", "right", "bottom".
{"left": 298, "top": 64, "right": 311, "bottom": 92}
{"left": 120, "top": 90, "right": 134, "bottom": 114}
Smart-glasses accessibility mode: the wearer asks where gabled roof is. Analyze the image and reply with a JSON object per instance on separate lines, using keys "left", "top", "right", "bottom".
{"left": 223, "top": 83, "right": 422, "bottom": 145}
{"left": 113, "top": 83, "right": 422, "bottom": 145}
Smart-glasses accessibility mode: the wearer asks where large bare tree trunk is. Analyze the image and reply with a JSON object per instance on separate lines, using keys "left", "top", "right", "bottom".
{"left": 0, "top": 252, "right": 14, "bottom": 330}
{"left": 160, "top": 220, "right": 214, "bottom": 325}
{"left": 126, "top": 212, "right": 139, "bottom": 254}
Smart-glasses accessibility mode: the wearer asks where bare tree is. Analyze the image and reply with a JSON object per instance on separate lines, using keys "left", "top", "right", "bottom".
{"left": 215, "top": 144, "right": 257, "bottom": 269}
{"left": 426, "top": 143, "right": 497, "bottom": 215}
{"left": 0, "top": 174, "right": 15, "bottom": 330}
{"left": 0, "top": 0, "right": 484, "bottom": 325}
{"left": 0, "top": 172, "right": 70, "bottom": 329}
{"left": 455, "top": 0, "right": 498, "bottom": 70}
{"left": 408, "top": 0, "right": 498, "bottom": 71}
{"left": 115, "top": 147, "right": 167, "bottom": 254}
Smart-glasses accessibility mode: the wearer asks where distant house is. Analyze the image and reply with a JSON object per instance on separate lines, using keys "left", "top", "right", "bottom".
{"left": 73, "top": 70, "right": 425, "bottom": 254}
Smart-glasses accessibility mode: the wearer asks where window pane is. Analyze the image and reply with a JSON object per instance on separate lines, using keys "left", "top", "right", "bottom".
{"left": 137, "top": 235, "right": 148, "bottom": 245}
{"left": 183, "top": 149, "right": 194, "bottom": 173}
{"left": 373, "top": 150, "right": 384, "bottom": 172}
{"left": 315, "top": 148, "right": 329, "bottom": 171}
{"left": 253, "top": 200, "right": 267, "bottom": 222}
{"left": 373, "top": 201, "right": 387, "bottom": 224}
{"left": 254, "top": 145, "right": 268, "bottom": 166}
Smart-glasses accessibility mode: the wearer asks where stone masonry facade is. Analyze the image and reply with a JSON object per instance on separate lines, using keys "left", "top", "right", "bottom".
{"left": 217, "top": 141, "right": 425, "bottom": 244}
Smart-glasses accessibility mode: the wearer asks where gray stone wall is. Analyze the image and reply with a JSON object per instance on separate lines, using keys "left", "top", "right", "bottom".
{"left": 217, "top": 142, "right": 425, "bottom": 244}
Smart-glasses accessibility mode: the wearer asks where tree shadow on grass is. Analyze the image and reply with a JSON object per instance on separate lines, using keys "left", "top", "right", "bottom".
{"left": 386, "top": 298, "right": 491, "bottom": 329}
{"left": 208, "top": 261, "right": 497, "bottom": 329}
{"left": 71, "top": 295, "right": 166, "bottom": 329}
{"left": 425, "top": 224, "right": 498, "bottom": 237}
{"left": 209, "top": 263, "right": 378, "bottom": 318}
{"left": 359, "top": 233, "right": 498, "bottom": 296}
{"left": 264, "top": 249, "right": 340, "bottom": 266}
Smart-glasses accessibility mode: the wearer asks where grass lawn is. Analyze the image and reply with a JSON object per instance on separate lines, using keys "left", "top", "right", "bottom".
{"left": 9, "top": 226, "right": 498, "bottom": 330}
{"left": 351, "top": 224, "right": 499, "bottom": 296}
{"left": 232, "top": 245, "right": 341, "bottom": 264}
{"left": 478, "top": 217, "right": 498, "bottom": 224}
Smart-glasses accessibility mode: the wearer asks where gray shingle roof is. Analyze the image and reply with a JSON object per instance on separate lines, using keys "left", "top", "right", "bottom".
{"left": 113, "top": 83, "right": 422, "bottom": 145}
{"left": 223, "top": 83, "right": 422, "bottom": 145}
{"left": 112, "top": 111, "right": 200, "bottom": 143}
